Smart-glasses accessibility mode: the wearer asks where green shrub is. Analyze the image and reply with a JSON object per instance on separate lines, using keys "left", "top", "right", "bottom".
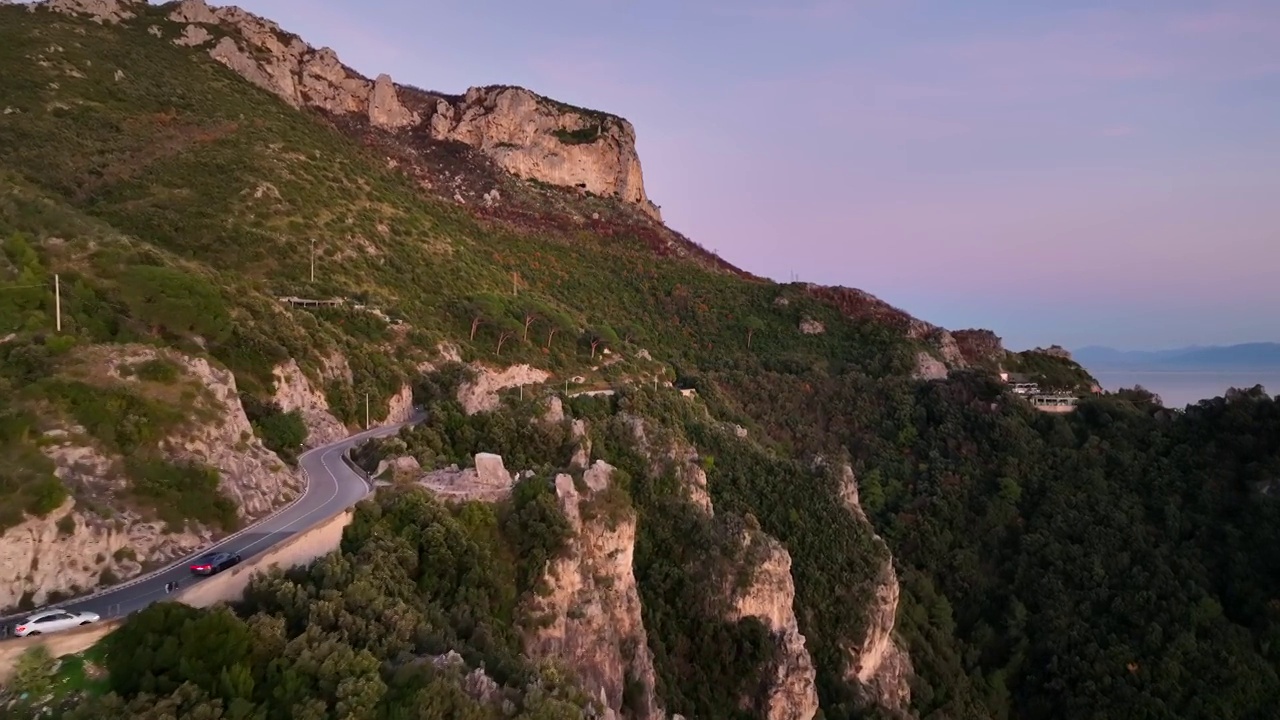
{"left": 0, "top": 402, "right": 68, "bottom": 530}
{"left": 124, "top": 458, "right": 238, "bottom": 532}
{"left": 9, "top": 645, "right": 57, "bottom": 699}
{"left": 39, "top": 379, "right": 181, "bottom": 455}
{"left": 129, "top": 357, "right": 182, "bottom": 383}
{"left": 502, "top": 476, "right": 573, "bottom": 597}
{"left": 241, "top": 394, "right": 309, "bottom": 464}
{"left": 116, "top": 265, "right": 232, "bottom": 344}
{"left": 552, "top": 126, "right": 601, "bottom": 145}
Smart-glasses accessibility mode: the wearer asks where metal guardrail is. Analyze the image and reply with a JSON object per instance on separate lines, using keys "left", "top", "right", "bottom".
{"left": 340, "top": 448, "right": 375, "bottom": 492}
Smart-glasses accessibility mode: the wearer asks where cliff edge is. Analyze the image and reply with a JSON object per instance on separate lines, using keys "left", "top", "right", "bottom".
{"left": 37, "top": 0, "right": 663, "bottom": 220}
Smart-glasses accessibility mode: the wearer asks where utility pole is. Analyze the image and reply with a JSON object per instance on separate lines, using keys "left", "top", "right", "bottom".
{"left": 365, "top": 392, "right": 370, "bottom": 430}
{"left": 310, "top": 239, "right": 316, "bottom": 283}
{"left": 512, "top": 271, "right": 518, "bottom": 296}
{"left": 54, "top": 274, "right": 61, "bottom": 332}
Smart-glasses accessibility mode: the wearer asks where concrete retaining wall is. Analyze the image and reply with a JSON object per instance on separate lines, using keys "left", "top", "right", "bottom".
{"left": 176, "top": 507, "right": 355, "bottom": 608}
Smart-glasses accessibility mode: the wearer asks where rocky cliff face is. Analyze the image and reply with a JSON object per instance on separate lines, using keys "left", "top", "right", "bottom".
{"left": 0, "top": 495, "right": 206, "bottom": 611}
{"left": 385, "top": 383, "right": 415, "bottom": 424}
{"left": 39, "top": 0, "right": 662, "bottom": 218}
{"left": 622, "top": 414, "right": 713, "bottom": 515}
{"left": 0, "top": 345, "right": 300, "bottom": 610}
{"left": 271, "top": 359, "right": 347, "bottom": 447}
{"left": 526, "top": 461, "right": 665, "bottom": 720}
{"left": 951, "top": 329, "right": 1007, "bottom": 367}
{"left": 726, "top": 530, "right": 820, "bottom": 720}
{"left": 838, "top": 464, "right": 914, "bottom": 716}
{"left": 626, "top": 415, "right": 818, "bottom": 719}
{"left": 428, "top": 86, "right": 659, "bottom": 219}
{"left": 44, "top": 0, "right": 140, "bottom": 24}
{"left": 456, "top": 363, "right": 552, "bottom": 415}
{"left": 151, "top": 349, "right": 302, "bottom": 519}
{"left": 912, "top": 352, "right": 950, "bottom": 381}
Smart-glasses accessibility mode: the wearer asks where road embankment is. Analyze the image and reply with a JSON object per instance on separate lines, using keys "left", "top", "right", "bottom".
{"left": 0, "top": 506, "right": 357, "bottom": 684}
{"left": 0, "top": 620, "right": 122, "bottom": 684}
{"left": 176, "top": 506, "right": 355, "bottom": 608}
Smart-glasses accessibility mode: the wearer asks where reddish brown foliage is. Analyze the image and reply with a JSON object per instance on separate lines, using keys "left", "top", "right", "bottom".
{"left": 322, "top": 110, "right": 761, "bottom": 281}
{"left": 802, "top": 284, "right": 933, "bottom": 336}
{"left": 951, "top": 329, "right": 1006, "bottom": 366}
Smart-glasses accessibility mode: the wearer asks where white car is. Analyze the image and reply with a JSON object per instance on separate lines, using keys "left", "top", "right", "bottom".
{"left": 14, "top": 609, "right": 101, "bottom": 637}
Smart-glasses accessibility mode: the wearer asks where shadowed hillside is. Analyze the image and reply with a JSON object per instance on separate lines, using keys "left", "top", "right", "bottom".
{"left": 4, "top": 3, "right": 1280, "bottom": 720}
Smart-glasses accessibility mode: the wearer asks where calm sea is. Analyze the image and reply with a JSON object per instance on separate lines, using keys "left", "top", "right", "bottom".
{"left": 1091, "top": 370, "right": 1280, "bottom": 408}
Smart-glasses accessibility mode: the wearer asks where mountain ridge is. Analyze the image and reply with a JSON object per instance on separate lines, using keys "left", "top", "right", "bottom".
{"left": 11, "top": 3, "right": 1248, "bottom": 720}
{"left": 1075, "top": 342, "right": 1280, "bottom": 370}
{"left": 18, "top": 0, "right": 1037, "bottom": 375}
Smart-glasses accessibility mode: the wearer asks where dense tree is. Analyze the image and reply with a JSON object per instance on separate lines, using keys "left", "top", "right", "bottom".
{"left": 541, "top": 307, "right": 574, "bottom": 350}
{"left": 584, "top": 324, "right": 618, "bottom": 359}
{"left": 463, "top": 294, "right": 508, "bottom": 341}
{"left": 494, "top": 316, "right": 520, "bottom": 355}
{"left": 743, "top": 316, "right": 765, "bottom": 349}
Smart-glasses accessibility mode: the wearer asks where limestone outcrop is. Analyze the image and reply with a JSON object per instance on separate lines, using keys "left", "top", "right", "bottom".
{"left": 271, "top": 359, "right": 347, "bottom": 447}
{"left": 174, "top": 24, "right": 212, "bottom": 47}
{"left": 912, "top": 352, "right": 949, "bottom": 381}
{"left": 369, "top": 73, "right": 418, "bottom": 129}
{"left": 385, "top": 383, "right": 415, "bottom": 424}
{"left": 526, "top": 461, "right": 664, "bottom": 720}
{"left": 44, "top": 0, "right": 660, "bottom": 214}
{"left": 417, "top": 453, "right": 515, "bottom": 503}
{"left": 0, "top": 496, "right": 206, "bottom": 612}
{"left": 624, "top": 415, "right": 816, "bottom": 718}
{"left": 838, "top": 464, "right": 914, "bottom": 716}
{"left": 116, "top": 348, "right": 303, "bottom": 519}
{"left": 0, "top": 346, "right": 300, "bottom": 610}
{"left": 623, "top": 414, "right": 712, "bottom": 515}
{"left": 951, "top": 329, "right": 1006, "bottom": 366}
{"left": 726, "top": 530, "right": 820, "bottom": 720}
{"left": 428, "top": 86, "right": 659, "bottom": 219}
{"left": 43, "top": 0, "right": 141, "bottom": 24}
{"left": 456, "top": 363, "right": 551, "bottom": 415}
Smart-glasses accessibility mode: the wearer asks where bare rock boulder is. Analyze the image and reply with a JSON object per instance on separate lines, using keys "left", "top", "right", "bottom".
{"left": 368, "top": 73, "right": 418, "bottom": 129}
{"left": 474, "top": 452, "right": 513, "bottom": 488}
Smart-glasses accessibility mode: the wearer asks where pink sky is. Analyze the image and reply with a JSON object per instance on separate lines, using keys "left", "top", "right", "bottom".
{"left": 179, "top": 0, "right": 1280, "bottom": 350}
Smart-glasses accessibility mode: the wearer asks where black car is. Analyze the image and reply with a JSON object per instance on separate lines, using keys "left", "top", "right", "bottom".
{"left": 189, "top": 551, "right": 242, "bottom": 576}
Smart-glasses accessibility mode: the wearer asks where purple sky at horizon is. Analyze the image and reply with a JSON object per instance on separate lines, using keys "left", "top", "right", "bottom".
{"left": 178, "top": 0, "right": 1279, "bottom": 351}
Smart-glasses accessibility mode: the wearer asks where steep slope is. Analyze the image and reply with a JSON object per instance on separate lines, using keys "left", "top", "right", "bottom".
{"left": 22, "top": 0, "right": 993, "bottom": 356}
{"left": 0, "top": 0, "right": 971, "bottom": 605}
{"left": 4, "top": 4, "right": 1232, "bottom": 720}
{"left": 0, "top": 342, "right": 301, "bottom": 610}
{"left": 349, "top": 383, "right": 835, "bottom": 720}
{"left": 0, "top": 3, "right": 990, "bottom": 712}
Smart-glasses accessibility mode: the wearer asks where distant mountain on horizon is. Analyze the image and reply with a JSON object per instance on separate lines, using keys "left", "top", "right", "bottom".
{"left": 1074, "top": 343, "right": 1280, "bottom": 371}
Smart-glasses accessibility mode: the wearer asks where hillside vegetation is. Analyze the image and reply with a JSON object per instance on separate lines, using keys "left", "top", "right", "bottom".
{"left": 5, "top": 4, "right": 1280, "bottom": 720}
{"left": 0, "top": 2, "right": 919, "bottom": 525}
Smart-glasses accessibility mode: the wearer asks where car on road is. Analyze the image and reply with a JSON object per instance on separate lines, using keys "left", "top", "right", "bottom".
{"left": 14, "top": 609, "right": 100, "bottom": 637}
{"left": 189, "top": 551, "right": 242, "bottom": 576}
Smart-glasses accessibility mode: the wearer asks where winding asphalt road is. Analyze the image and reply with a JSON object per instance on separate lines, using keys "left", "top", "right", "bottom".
{"left": 0, "top": 414, "right": 420, "bottom": 636}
